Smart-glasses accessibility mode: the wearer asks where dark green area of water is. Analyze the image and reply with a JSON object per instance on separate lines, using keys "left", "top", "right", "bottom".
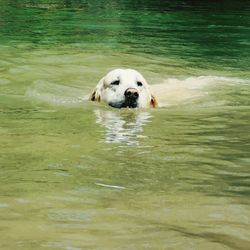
{"left": 1, "top": 0, "right": 250, "bottom": 74}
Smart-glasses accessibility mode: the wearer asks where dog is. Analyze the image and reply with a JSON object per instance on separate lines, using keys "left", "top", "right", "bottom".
{"left": 89, "top": 69, "right": 158, "bottom": 108}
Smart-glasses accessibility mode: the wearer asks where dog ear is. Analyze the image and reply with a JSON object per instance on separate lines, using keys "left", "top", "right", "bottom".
{"left": 89, "top": 77, "right": 104, "bottom": 102}
{"left": 90, "top": 88, "right": 101, "bottom": 102}
{"left": 150, "top": 95, "right": 158, "bottom": 108}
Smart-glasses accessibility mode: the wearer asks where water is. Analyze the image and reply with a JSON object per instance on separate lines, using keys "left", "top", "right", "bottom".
{"left": 0, "top": 1, "right": 250, "bottom": 249}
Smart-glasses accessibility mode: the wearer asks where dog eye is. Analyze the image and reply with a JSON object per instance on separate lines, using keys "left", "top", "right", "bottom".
{"left": 111, "top": 80, "right": 120, "bottom": 86}
{"left": 137, "top": 81, "right": 143, "bottom": 87}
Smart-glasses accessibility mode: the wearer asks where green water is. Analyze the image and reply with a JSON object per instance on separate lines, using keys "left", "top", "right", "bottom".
{"left": 0, "top": 1, "right": 250, "bottom": 249}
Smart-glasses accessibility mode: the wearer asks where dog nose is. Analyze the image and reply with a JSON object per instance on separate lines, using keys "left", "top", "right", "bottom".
{"left": 124, "top": 88, "right": 139, "bottom": 100}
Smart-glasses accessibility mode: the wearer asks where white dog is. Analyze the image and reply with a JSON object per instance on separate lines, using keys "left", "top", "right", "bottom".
{"left": 90, "top": 69, "right": 158, "bottom": 108}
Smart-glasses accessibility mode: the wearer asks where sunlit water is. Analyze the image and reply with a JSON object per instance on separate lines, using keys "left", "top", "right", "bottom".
{"left": 0, "top": 1, "right": 250, "bottom": 249}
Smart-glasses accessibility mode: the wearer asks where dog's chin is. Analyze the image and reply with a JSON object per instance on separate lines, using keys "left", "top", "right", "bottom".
{"left": 109, "top": 100, "right": 138, "bottom": 109}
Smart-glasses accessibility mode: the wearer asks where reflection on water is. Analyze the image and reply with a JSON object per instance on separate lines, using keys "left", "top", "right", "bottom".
{"left": 94, "top": 108, "right": 152, "bottom": 145}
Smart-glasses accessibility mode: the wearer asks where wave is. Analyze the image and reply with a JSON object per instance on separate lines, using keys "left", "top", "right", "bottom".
{"left": 150, "top": 76, "right": 249, "bottom": 107}
{"left": 26, "top": 76, "right": 249, "bottom": 108}
{"left": 26, "top": 80, "right": 88, "bottom": 106}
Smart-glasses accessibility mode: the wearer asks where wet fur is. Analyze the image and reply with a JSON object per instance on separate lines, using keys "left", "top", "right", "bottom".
{"left": 90, "top": 69, "right": 158, "bottom": 108}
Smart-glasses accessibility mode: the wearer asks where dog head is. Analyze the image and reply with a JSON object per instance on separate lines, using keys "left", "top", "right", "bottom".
{"left": 90, "top": 69, "right": 158, "bottom": 108}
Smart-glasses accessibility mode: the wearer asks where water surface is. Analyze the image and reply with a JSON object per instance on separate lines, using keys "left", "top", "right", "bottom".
{"left": 0, "top": 1, "right": 250, "bottom": 249}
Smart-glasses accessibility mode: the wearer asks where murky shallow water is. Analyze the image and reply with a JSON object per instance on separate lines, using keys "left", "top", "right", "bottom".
{"left": 0, "top": 1, "right": 250, "bottom": 249}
